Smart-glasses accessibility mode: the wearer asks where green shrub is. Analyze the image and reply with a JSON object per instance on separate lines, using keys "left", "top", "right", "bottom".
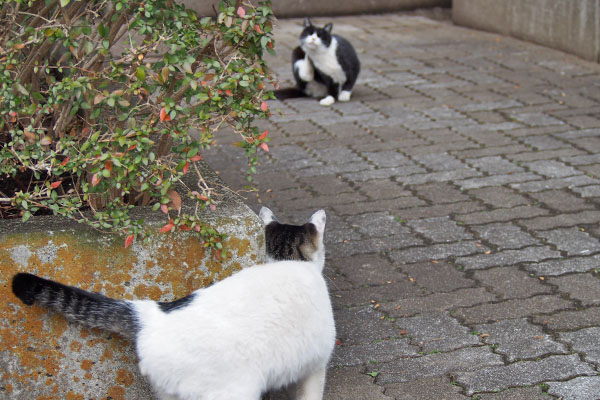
{"left": 0, "top": 0, "right": 274, "bottom": 253}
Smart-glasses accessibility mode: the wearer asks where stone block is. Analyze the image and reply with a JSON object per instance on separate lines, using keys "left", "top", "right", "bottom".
{"left": 452, "top": 0, "right": 600, "bottom": 62}
{"left": 0, "top": 163, "right": 264, "bottom": 399}
{"left": 455, "top": 354, "right": 596, "bottom": 395}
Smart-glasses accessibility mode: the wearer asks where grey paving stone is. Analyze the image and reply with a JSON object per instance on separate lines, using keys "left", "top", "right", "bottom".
{"left": 511, "top": 175, "right": 600, "bottom": 192}
{"left": 372, "top": 347, "right": 503, "bottom": 384}
{"left": 468, "top": 186, "right": 531, "bottom": 208}
{"left": 467, "top": 156, "right": 524, "bottom": 174}
{"left": 546, "top": 376, "right": 600, "bottom": 400}
{"left": 454, "top": 295, "right": 574, "bottom": 325}
{"left": 474, "top": 318, "right": 567, "bottom": 362}
{"left": 532, "top": 307, "right": 600, "bottom": 331}
{"left": 329, "top": 234, "right": 423, "bottom": 256}
{"left": 397, "top": 169, "right": 482, "bottom": 186}
{"left": 412, "top": 153, "right": 465, "bottom": 171}
{"left": 524, "top": 160, "right": 582, "bottom": 178}
{"left": 354, "top": 179, "right": 413, "bottom": 200}
{"left": 456, "top": 172, "right": 541, "bottom": 190}
{"left": 472, "top": 267, "right": 552, "bottom": 299}
{"left": 396, "top": 201, "right": 486, "bottom": 221}
{"left": 458, "top": 206, "right": 549, "bottom": 225}
{"left": 476, "top": 386, "right": 551, "bottom": 399}
{"left": 525, "top": 255, "right": 600, "bottom": 276}
{"left": 406, "top": 216, "right": 473, "bottom": 243}
{"left": 400, "top": 261, "right": 475, "bottom": 293}
{"left": 529, "top": 189, "right": 595, "bottom": 212}
{"left": 334, "top": 306, "right": 403, "bottom": 346}
{"left": 472, "top": 223, "right": 540, "bottom": 250}
{"left": 572, "top": 184, "right": 600, "bottom": 198}
{"left": 362, "top": 151, "right": 412, "bottom": 168}
{"left": 455, "top": 246, "right": 560, "bottom": 270}
{"left": 537, "top": 227, "right": 600, "bottom": 256}
{"left": 342, "top": 165, "right": 428, "bottom": 182}
{"left": 330, "top": 338, "right": 419, "bottom": 367}
{"left": 347, "top": 212, "right": 412, "bottom": 238}
{"left": 381, "top": 287, "right": 496, "bottom": 317}
{"left": 397, "top": 312, "right": 480, "bottom": 353}
{"left": 331, "top": 280, "right": 425, "bottom": 309}
{"left": 547, "top": 273, "right": 600, "bottom": 306}
{"left": 391, "top": 241, "right": 487, "bottom": 264}
{"left": 323, "top": 366, "right": 394, "bottom": 400}
{"left": 559, "top": 327, "right": 600, "bottom": 366}
{"left": 412, "top": 182, "right": 470, "bottom": 204}
{"left": 327, "top": 253, "right": 404, "bottom": 287}
{"left": 454, "top": 354, "right": 596, "bottom": 395}
{"left": 384, "top": 376, "right": 468, "bottom": 400}
{"left": 519, "top": 210, "right": 600, "bottom": 230}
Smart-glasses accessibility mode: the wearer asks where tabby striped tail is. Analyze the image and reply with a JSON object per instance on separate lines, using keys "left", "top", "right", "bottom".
{"left": 12, "top": 273, "right": 139, "bottom": 339}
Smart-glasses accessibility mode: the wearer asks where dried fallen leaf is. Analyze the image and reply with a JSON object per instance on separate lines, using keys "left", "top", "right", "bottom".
{"left": 167, "top": 189, "right": 182, "bottom": 212}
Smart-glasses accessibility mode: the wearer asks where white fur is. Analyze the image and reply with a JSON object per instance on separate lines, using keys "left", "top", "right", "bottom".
{"left": 259, "top": 206, "right": 277, "bottom": 225}
{"left": 294, "top": 57, "right": 314, "bottom": 82}
{"left": 301, "top": 36, "right": 346, "bottom": 85}
{"left": 319, "top": 95, "right": 335, "bottom": 106}
{"left": 338, "top": 90, "right": 351, "bottom": 102}
{"left": 132, "top": 209, "right": 334, "bottom": 400}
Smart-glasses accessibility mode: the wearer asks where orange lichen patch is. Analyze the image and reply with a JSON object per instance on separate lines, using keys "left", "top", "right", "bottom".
{"left": 80, "top": 359, "right": 94, "bottom": 371}
{"left": 227, "top": 237, "right": 251, "bottom": 258}
{"left": 107, "top": 385, "right": 126, "bottom": 400}
{"left": 65, "top": 391, "right": 84, "bottom": 400}
{"left": 100, "top": 347, "right": 113, "bottom": 362}
{"left": 70, "top": 341, "right": 82, "bottom": 352}
{"left": 133, "top": 283, "right": 163, "bottom": 300}
{"left": 4, "top": 383, "right": 12, "bottom": 392}
{"left": 84, "top": 372, "right": 92, "bottom": 380}
{"left": 116, "top": 369, "right": 134, "bottom": 386}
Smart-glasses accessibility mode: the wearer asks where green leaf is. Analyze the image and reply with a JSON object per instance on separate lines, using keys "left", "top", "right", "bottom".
{"left": 60, "top": 0, "right": 70, "bottom": 7}
{"left": 136, "top": 66, "right": 146, "bottom": 81}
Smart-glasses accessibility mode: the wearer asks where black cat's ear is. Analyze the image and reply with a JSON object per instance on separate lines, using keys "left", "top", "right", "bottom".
{"left": 304, "top": 17, "right": 312, "bottom": 28}
{"left": 259, "top": 207, "right": 277, "bottom": 225}
{"left": 308, "top": 209, "right": 326, "bottom": 234}
{"left": 323, "top": 23, "right": 333, "bottom": 33}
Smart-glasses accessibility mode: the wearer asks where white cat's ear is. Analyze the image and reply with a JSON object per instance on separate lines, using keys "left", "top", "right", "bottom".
{"left": 259, "top": 207, "right": 277, "bottom": 225}
{"left": 304, "top": 17, "right": 312, "bottom": 28}
{"left": 308, "top": 209, "right": 326, "bottom": 234}
{"left": 323, "top": 23, "right": 333, "bottom": 33}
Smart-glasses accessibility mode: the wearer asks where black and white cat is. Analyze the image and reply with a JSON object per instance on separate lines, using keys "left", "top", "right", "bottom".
{"left": 11, "top": 207, "right": 335, "bottom": 400}
{"left": 275, "top": 18, "right": 360, "bottom": 106}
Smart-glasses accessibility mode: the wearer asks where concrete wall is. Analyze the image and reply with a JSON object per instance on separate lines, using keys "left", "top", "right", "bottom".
{"left": 184, "top": 0, "right": 451, "bottom": 18}
{"left": 453, "top": 0, "right": 600, "bottom": 63}
{"left": 0, "top": 162, "right": 265, "bottom": 399}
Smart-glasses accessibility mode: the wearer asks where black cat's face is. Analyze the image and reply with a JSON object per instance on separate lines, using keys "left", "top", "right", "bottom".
{"left": 259, "top": 207, "right": 326, "bottom": 264}
{"left": 300, "top": 18, "right": 333, "bottom": 50}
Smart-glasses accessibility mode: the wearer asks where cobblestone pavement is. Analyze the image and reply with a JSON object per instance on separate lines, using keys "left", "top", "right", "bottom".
{"left": 203, "top": 12, "right": 600, "bottom": 400}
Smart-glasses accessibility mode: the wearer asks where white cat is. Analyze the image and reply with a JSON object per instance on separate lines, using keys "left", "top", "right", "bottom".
{"left": 11, "top": 208, "right": 335, "bottom": 400}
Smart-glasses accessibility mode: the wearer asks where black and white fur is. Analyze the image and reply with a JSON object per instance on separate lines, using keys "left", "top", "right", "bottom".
{"left": 11, "top": 208, "right": 335, "bottom": 400}
{"left": 275, "top": 18, "right": 360, "bottom": 106}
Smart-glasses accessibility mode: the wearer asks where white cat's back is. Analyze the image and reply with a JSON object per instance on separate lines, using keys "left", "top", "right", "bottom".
{"left": 134, "top": 260, "right": 335, "bottom": 399}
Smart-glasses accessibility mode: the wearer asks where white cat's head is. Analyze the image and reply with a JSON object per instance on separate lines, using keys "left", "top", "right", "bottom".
{"left": 259, "top": 207, "right": 326, "bottom": 269}
{"left": 300, "top": 18, "right": 333, "bottom": 51}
